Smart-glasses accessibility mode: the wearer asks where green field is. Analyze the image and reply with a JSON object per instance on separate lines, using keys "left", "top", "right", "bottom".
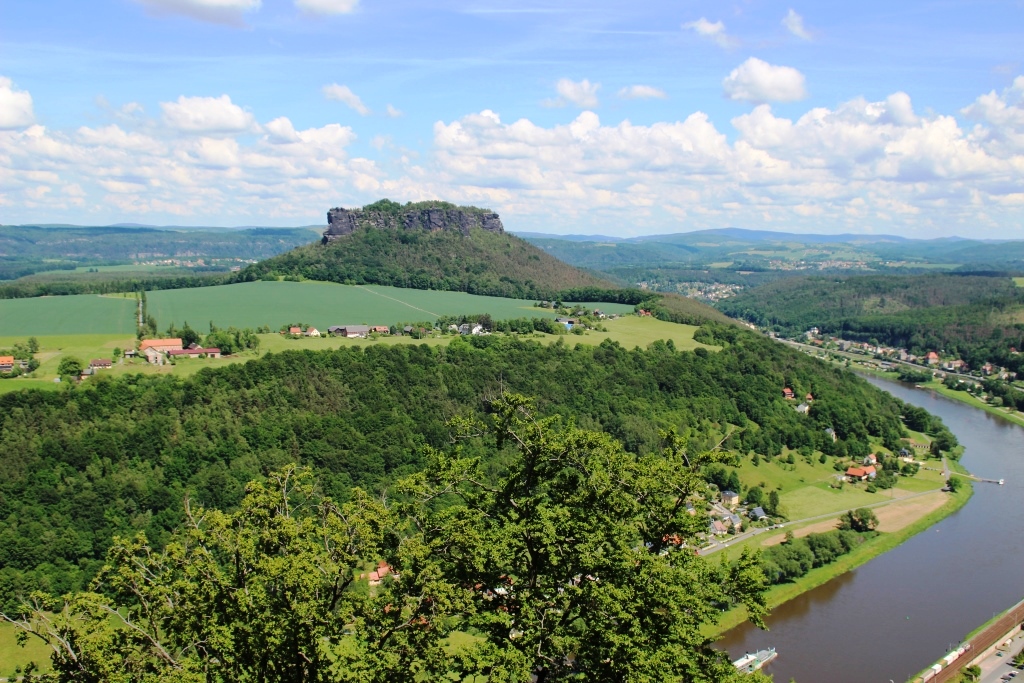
{"left": 0, "top": 316, "right": 709, "bottom": 393}
{"left": 1, "top": 620, "right": 52, "bottom": 677}
{"left": 146, "top": 281, "right": 634, "bottom": 331}
{"left": 0, "top": 294, "right": 137, "bottom": 336}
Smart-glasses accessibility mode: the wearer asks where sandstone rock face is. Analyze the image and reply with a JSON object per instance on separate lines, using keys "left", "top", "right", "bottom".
{"left": 323, "top": 205, "right": 503, "bottom": 243}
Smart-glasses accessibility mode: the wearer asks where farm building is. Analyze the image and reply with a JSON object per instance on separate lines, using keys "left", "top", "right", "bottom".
{"left": 305, "top": 327, "right": 321, "bottom": 337}
{"left": 90, "top": 359, "right": 113, "bottom": 369}
{"left": 168, "top": 347, "right": 222, "bottom": 359}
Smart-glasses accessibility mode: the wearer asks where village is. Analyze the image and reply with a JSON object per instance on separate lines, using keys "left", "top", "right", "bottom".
{"left": 794, "top": 327, "right": 1019, "bottom": 382}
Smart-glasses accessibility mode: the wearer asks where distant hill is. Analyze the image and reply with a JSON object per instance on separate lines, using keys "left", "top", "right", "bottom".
{"left": 235, "top": 200, "right": 619, "bottom": 301}
{"left": 0, "top": 225, "right": 317, "bottom": 281}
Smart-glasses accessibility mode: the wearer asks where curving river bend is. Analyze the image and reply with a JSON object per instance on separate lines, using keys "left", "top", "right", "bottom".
{"left": 719, "top": 377, "right": 1024, "bottom": 682}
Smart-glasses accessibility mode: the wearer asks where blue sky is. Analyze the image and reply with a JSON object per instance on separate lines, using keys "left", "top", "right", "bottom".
{"left": 2, "top": 0, "right": 1023, "bottom": 237}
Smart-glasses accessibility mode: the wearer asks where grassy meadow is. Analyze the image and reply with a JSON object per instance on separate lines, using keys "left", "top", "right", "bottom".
{"left": 0, "top": 315, "right": 709, "bottom": 392}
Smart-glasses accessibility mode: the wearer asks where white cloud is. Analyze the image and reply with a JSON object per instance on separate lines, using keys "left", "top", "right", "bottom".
{"left": 683, "top": 18, "right": 738, "bottom": 49}
{"left": 782, "top": 9, "right": 812, "bottom": 40}
{"left": 295, "top": 0, "right": 358, "bottom": 14}
{"left": 322, "top": 84, "right": 371, "bottom": 116}
{"left": 131, "top": 0, "right": 261, "bottom": 25}
{"left": 617, "top": 85, "right": 667, "bottom": 100}
{"left": 161, "top": 95, "right": 256, "bottom": 133}
{"left": 5, "top": 80, "right": 1024, "bottom": 236}
{"left": 543, "top": 78, "right": 600, "bottom": 109}
{"left": 386, "top": 104, "right": 403, "bottom": 118}
{"left": 723, "top": 57, "right": 807, "bottom": 103}
{"left": 0, "top": 77, "right": 35, "bottom": 130}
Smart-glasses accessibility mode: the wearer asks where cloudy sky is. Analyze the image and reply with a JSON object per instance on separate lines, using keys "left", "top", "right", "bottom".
{"left": 2, "top": 0, "right": 1023, "bottom": 237}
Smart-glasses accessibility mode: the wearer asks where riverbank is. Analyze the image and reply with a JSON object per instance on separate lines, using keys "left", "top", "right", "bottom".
{"left": 709, "top": 471, "right": 973, "bottom": 637}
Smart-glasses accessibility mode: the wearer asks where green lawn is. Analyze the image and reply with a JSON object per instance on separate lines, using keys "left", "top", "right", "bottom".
{"left": 1014, "top": 277, "right": 1024, "bottom": 287}
{"left": 0, "top": 295, "right": 137, "bottom": 335}
{"left": 147, "top": 281, "right": 635, "bottom": 331}
{"left": 0, "top": 620, "right": 51, "bottom": 677}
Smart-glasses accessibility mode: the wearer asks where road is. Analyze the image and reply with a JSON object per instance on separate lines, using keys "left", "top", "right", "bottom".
{"left": 697, "top": 487, "right": 945, "bottom": 556}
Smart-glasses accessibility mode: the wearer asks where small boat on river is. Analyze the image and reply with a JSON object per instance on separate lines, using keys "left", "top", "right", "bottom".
{"left": 732, "top": 647, "right": 778, "bottom": 674}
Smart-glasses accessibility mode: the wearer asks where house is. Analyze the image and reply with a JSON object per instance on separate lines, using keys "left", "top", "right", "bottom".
{"left": 727, "top": 513, "right": 743, "bottom": 531}
{"left": 370, "top": 326, "right": 390, "bottom": 334}
{"left": 144, "top": 347, "right": 165, "bottom": 365}
{"left": 749, "top": 507, "right": 768, "bottom": 521}
{"left": 288, "top": 326, "right": 302, "bottom": 336}
{"left": 403, "top": 325, "right": 415, "bottom": 334}
{"left": 458, "top": 323, "right": 484, "bottom": 335}
{"left": 709, "top": 520, "right": 728, "bottom": 536}
{"left": 805, "top": 393, "right": 814, "bottom": 402}
{"left": 846, "top": 465, "right": 878, "bottom": 481}
{"left": 0, "top": 356, "right": 14, "bottom": 372}
{"left": 340, "top": 325, "right": 370, "bottom": 338}
{"left": 328, "top": 325, "right": 345, "bottom": 336}
{"left": 305, "top": 327, "right": 321, "bottom": 337}
{"left": 846, "top": 466, "right": 868, "bottom": 481}
{"left": 555, "top": 317, "right": 578, "bottom": 329}
{"left": 795, "top": 402, "right": 810, "bottom": 415}
{"left": 140, "top": 338, "right": 183, "bottom": 353}
{"left": 782, "top": 387, "right": 795, "bottom": 400}
{"left": 824, "top": 427, "right": 837, "bottom": 442}
{"left": 864, "top": 453, "right": 878, "bottom": 465}
{"left": 721, "top": 490, "right": 740, "bottom": 507}
{"left": 90, "top": 358, "right": 113, "bottom": 369}
{"left": 925, "top": 351, "right": 940, "bottom": 365}
{"left": 168, "top": 347, "right": 222, "bottom": 359}
{"left": 982, "top": 363, "right": 996, "bottom": 376}
{"left": 367, "top": 561, "right": 393, "bottom": 586}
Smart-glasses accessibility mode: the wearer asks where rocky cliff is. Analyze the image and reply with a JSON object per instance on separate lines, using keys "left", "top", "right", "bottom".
{"left": 323, "top": 201, "right": 504, "bottom": 244}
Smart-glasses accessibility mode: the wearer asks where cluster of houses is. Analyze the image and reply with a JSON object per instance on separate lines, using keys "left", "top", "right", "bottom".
{"left": 137, "top": 338, "right": 222, "bottom": 365}
{"left": 782, "top": 387, "right": 815, "bottom": 414}
{"left": 706, "top": 490, "right": 770, "bottom": 537}
{"left": 801, "top": 329, "right": 1017, "bottom": 381}
{"left": 285, "top": 325, "right": 422, "bottom": 339}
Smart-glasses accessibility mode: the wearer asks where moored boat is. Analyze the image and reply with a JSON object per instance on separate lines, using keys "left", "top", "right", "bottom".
{"left": 732, "top": 647, "right": 778, "bottom": 674}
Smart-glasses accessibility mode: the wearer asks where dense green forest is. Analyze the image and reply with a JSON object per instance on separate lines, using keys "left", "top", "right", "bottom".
{"left": 0, "top": 225, "right": 317, "bottom": 281}
{"left": 0, "top": 325, "right": 931, "bottom": 614}
{"left": 235, "top": 222, "right": 613, "bottom": 300}
{"left": 718, "top": 273, "right": 1024, "bottom": 371}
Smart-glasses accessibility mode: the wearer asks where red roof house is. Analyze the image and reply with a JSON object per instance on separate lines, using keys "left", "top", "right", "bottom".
{"left": 782, "top": 387, "right": 795, "bottom": 399}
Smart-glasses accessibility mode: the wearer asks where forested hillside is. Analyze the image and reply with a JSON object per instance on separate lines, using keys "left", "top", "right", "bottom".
{"left": 236, "top": 204, "right": 613, "bottom": 300}
{"left": 0, "top": 225, "right": 316, "bottom": 280}
{"left": 0, "top": 326, "right": 918, "bottom": 612}
{"left": 718, "top": 273, "right": 1024, "bottom": 370}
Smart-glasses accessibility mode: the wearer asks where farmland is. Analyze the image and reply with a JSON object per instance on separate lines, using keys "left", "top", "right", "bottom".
{"left": 0, "top": 293, "right": 137, "bottom": 335}
{"left": 0, "top": 316, "right": 710, "bottom": 395}
{"left": 146, "top": 281, "right": 635, "bottom": 331}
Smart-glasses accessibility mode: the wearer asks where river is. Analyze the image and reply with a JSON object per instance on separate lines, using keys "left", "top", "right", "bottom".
{"left": 719, "top": 377, "right": 1024, "bottom": 682}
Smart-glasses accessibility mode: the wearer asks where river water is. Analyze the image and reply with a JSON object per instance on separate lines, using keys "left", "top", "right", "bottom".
{"left": 719, "top": 377, "right": 1024, "bottom": 682}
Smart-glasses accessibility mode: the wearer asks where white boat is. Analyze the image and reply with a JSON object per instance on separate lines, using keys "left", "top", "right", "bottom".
{"left": 733, "top": 647, "right": 778, "bottom": 674}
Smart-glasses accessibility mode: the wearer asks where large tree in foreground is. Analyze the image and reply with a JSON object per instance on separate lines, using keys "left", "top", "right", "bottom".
{"left": 398, "top": 394, "right": 769, "bottom": 682}
{"left": 6, "top": 394, "right": 769, "bottom": 682}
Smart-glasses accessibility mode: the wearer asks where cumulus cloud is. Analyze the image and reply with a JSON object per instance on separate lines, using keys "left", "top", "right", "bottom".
{"left": 617, "top": 85, "right": 667, "bottom": 100}
{"left": 161, "top": 95, "right": 256, "bottom": 133}
{"left": 0, "top": 77, "right": 35, "bottom": 130}
{"left": 323, "top": 84, "right": 371, "bottom": 116}
{"left": 385, "top": 104, "right": 403, "bottom": 118}
{"left": 544, "top": 78, "right": 600, "bottom": 109}
{"left": 5, "top": 78, "right": 1024, "bottom": 235}
{"left": 723, "top": 57, "right": 807, "bottom": 103}
{"left": 782, "top": 9, "right": 812, "bottom": 40}
{"left": 295, "top": 0, "right": 358, "bottom": 14}
{"left": 131, "top": 0, "right": 261, "bottom": 25}
{"left": 683, "top": 18, "right": 738, "bottom": 49}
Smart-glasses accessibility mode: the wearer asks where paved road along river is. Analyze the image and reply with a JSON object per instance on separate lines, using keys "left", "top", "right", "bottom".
{"left": 719, "top": 376, "right": 1024, "bottom": 683}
